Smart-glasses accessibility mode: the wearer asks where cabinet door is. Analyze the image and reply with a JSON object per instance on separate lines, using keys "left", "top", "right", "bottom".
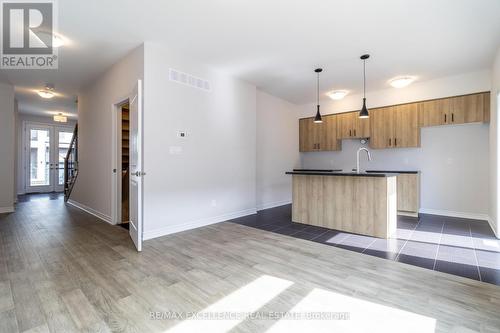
{"left": 337, "top": 113, "right": 354, "bottom": 139}
{"left": 483, "top": 92, "right": 490, "bottom": 123}
{"left": 299, "top": 118, "right": 311, "bottom": 152}
{"left": 397, "top": 174, "right": 419, "bottom": 213}
{"left": 450, "top": 93, "right": 485, "bottom": 124}
{"left": 419, "top": 98, "right": 449, "bottom": 127}
{"left": 320, "top": 115, "right": 341, "bottom": 151}
{"left": 370, "top": 107, "right": 395, "bottom": 149}
{"left": 355, "top": 114, "right": 371, "bottom": 138}
{"left": 299, "top": 118, "right": 317, "bottom": 152}
{"left": 394, "top": 103, "right": 420, "bottom": 148}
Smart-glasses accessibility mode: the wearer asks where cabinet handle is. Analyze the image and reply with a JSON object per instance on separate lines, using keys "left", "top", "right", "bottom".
{"left": 395, "top": 138, "right": 397, "bottom": 146}
{"left": 349, "top": 129, "right": 352, "bottom": 137}
{"left": 317, "top": 143, "right": 320, "bottom": 149}
{"left": 452, "top": 113, "right": 454, "bottom": 122}
{"left": 354, "top": 129, "right": 356, "bottom": 137}
{"left": 444, "top": 114, "right": 447, "bottom": 123}
{"left": 389, "top": 138, "right": 392, "bottom": 146}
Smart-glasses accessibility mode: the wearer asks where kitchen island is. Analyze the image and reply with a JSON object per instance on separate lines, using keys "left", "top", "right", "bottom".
{"left": 286, "top": 171, "right": 398, "bottom": 239}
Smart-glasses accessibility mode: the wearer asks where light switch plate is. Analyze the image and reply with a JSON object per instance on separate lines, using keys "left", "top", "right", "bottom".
{"left": 169, "top": 146, "right": 183, "bottom": 154}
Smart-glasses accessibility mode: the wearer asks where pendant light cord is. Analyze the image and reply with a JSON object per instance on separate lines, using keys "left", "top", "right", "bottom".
{"left": 363, "top": 59, "right": 366, "bottom": 99}
{"left": 317, "top": 72, "right": 320, "bottom": 106}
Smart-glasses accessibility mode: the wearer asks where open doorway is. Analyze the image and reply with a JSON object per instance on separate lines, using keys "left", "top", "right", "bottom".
{"left": 112, "top": 80, "right": 143, "bottom": 251}
{"left": 118, "top": 102, "right": 130, "bottom": 229}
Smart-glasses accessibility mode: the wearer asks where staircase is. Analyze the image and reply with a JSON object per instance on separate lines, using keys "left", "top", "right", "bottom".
{"left": 64, "top": 124, "right": 78, "bottom": 202}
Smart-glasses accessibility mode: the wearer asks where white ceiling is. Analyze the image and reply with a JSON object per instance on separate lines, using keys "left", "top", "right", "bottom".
{"left": 1, "top": 0, "right": 499, "bottom": 117}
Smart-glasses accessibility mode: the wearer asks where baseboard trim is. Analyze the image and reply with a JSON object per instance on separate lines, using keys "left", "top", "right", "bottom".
{"left": 67, "top": 199, "right": 113, "bottom": 225}
{"left": 419, "top": 208, "right": 489, "bottom": 222}
{"left": 143, "top": 208, "right": 257, "bottom": 241}
{"left": 257, "top": 200, "right": 292, "bottom": 211}
{"left": 487, "top": 217, "right": 499, "bottom": 239}
{"left": 0, "top": 206, "right": 14, "bottom": 214}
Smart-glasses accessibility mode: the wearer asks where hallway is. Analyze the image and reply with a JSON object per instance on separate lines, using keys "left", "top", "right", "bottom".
{"left": 1, "top": 195, "right": 500, "bottom": 332}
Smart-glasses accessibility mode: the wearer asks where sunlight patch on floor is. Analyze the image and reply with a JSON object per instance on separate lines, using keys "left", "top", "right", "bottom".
{"left": 265, "top": 288, "right": 436, "bottom": 333}
{"left": 166, "top": 275, "right": 293, "bottom": 333}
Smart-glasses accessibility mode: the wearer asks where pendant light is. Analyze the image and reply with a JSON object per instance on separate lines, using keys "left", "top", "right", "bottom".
{"left": 314, "top": 68, "right": 323, "bottom": 123}
{"left": 359, "top": 54, "right": 370, "bottom": 119}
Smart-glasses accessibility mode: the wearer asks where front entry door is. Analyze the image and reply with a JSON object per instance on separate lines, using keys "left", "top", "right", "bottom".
{"left": 129, "top": 80, "right": 144, "bottom": 252}
{"left": 26, "top": 123, "right": 73, "bottom": 193}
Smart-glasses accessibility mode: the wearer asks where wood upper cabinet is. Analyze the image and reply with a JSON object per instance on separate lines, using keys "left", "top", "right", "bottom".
{"left": 337, "top": 111, "right": 370, "bottom": 139}
{"left": 369, "top": 107, "right": 394, "bottom": 149}
{"left": 299, "top": 115, "right": 341, "bottom": 152}
{"left": 419, "top": 92, "right": 490, "bottom": 127}
{"left": 370, "top": 104, "right": 420, "bottom": 149}
{"left": 419, "top": 98, "right": 450, "bottom": 127}
{"left": 394, "top": 103, "right": 420, "bottom": 148}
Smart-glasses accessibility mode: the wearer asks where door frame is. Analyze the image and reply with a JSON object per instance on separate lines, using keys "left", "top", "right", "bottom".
{"left": 23, "top": 121, "right": 73, "bottom": 193}
{"left": 111, "top": 96, "right": 130, "bottom": 226}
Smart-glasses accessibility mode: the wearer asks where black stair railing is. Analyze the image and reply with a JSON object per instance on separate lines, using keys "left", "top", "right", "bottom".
{"left": 64, "top": 124, "right": 78, "bottom": 202}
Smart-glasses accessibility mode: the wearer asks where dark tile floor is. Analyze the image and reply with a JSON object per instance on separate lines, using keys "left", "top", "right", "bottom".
{"left": 229, "top": 204, "right": 500, "bottom": 286}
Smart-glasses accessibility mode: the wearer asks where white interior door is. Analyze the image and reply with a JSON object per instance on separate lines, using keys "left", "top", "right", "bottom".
{"left": 26, "top": 124, "right": 54, "bottom": 193}
{"left": 129, "top": 80, "right": 144, "bottom": 251}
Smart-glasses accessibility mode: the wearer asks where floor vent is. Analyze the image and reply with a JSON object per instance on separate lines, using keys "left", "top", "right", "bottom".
{"left": 169, "top": 68, "right": 211, "bottom": 92}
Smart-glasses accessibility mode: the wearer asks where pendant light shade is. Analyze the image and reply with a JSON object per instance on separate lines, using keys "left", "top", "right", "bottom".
{"left": 359, "top": 98, "right": 369, "bottom": 118}
{"left": 314, "top": 68, "right": 323, "bottom": 123}
{"left": 359, "top": 54, "right": 370, "bottom": 119}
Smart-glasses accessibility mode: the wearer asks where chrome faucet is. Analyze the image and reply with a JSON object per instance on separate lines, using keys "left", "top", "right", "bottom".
{"left": 356, "top": 147, "right": 372, "bottom": 174}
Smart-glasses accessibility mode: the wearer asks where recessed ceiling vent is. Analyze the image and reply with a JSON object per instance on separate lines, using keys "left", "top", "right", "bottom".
{"left": 169, "top": 68, "right": 211, "bottom": 92}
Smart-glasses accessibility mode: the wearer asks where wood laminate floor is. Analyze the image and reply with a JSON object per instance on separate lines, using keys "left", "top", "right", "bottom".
{"left": 0, "top": 194, "right": 499, "bottom": 332}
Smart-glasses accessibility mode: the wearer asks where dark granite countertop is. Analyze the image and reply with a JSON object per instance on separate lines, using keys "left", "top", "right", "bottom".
{"left": 286, "top": 171, "right": 398, "bottom": 177}
{"left": 366, "top": 170, "right": 419, "bottom": 174}
{"left": 293, "top": 169, "right": 343, "bottom": 172}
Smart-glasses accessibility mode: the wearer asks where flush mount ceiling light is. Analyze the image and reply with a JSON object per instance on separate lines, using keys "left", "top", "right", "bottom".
{"left": 53, "top": 113, "right": 67, "bottom": 123}
{"left": 358, "top": 54, "right": 370, "bottom": 119}
{"left": 37, "top": 83, "right": 55, "bottom": 99}
{"left": 314, "top": 68, "right": 323, "bottom": 123}
{"left": 389, "top": 76, "right": 416, "bottom": 88}
{"left": 326, "top": 90, "right": 349, "bottom": 100}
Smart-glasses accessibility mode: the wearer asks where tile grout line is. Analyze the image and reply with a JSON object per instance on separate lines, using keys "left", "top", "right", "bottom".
{"left": 469, "top": 224, "right": 483, "bottom": 281}
{"left": 362, "top": 238, "right": 379, "bottom": 253}
{"left": 432, "top": 222, "right": 445, "bottom": 271}
{"left": 310, "top": 230, "right": 331, "bottom": 241}
{"left": 394, "top": 218, "right": 420, "bottom": 262}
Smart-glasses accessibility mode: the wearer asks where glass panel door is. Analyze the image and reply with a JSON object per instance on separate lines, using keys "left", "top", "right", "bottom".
{"left": 25, "top": 124, "right": 75, "bottom": 193}
{"left": 26, "top": 125, "right": 53, "bottom": 193}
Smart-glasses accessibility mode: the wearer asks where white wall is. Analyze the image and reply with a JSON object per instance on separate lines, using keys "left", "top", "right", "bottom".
{"left": 15, "top": 114, "right": 77, "bottom": 195}
{"left": 490, "top": 48, "right": 500, "bottom": 237}
{"left": 0, "top": 81, "right": 15, "bottom": 212}
{"left": 256, "top": 90, "right": 300, "bottom": 209}
{"left": 142, "top": 42, "right": 257, "bottom": 239}
{"left": 72, "top": 45, "right": 144, "bottom": 220}
{"left": 298, "top": 70, "right": 491, "bottom": 220}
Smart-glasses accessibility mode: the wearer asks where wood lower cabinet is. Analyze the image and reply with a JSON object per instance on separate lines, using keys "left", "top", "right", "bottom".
{"left": 397, "top": 173, "right": 420, "bottom": 216}
{"left": 419, "top": 92, "right": 490, "bottom": 127}
{"left": 337, "top": 111, "right": 370, "bottom": 139}
{"left": 370, "top": 104, "right": 419, "bottom": 149}
{"left": 299, "top": 115, "right": 341, "bottom": 152}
